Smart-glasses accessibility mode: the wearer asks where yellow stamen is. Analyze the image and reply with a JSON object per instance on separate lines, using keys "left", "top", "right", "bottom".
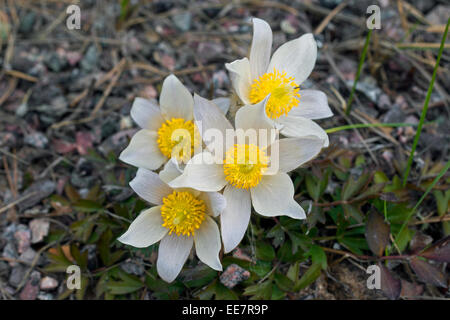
{"left": 157, "top": 118, "right": 200, "bottom": 162}
{"left": 249, "top": 68, "right": 301, "bottom": 119}
{"left": 223, "top": 144, "right": 269, "bottom": 189}
{"left": 160, "top": 191, "right": 206, "bottom": 237}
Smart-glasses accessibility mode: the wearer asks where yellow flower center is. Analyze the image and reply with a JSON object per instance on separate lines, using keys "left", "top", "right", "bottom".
{"left": 160, "top": 191, "right": 206, "bottom": 237}
{"left": 249, "top": 68, "right": 301, "bottom": 119}
{"left": 157, "top": 118, "right": 199, "bottom": 162}
{"left": 223, "top": 144, "right": 269, "bottom": 189}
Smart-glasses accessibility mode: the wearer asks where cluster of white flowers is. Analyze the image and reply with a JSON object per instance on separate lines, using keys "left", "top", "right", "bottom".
{"left": 117, "top": 18, "right": 333, "bottom": 282}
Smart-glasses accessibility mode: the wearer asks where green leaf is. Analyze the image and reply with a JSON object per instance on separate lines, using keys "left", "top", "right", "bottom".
{"left": 342, "top": 173, "right": 370, "bottom": 200}
{"left": 433, "top": 190, "right": 448, "bottom": 216}
{"left": 339, "top": 236, "right": 369, "bottom": 255}
{"left": 98, "top": 229, "right": 113, "bottom": 266}
{"left": 306, "top": 174, "right": 320, "bottom": 201}
{"left": 250, "top": 260, "right": 272, "bottom": 277}
{"left": 214, "top": 283, "right": 238, "bottom": 300}
{"left": 274, "top": 272, "right": 294, "bottom": 292}
{"left": 271, "top": 283, "right": 286, "bottom": 300}
{"left": 267, "top": 225, "right": 285, "bottom": 247}
{"left": 65, "top": 183, "right": 80, "bottom": 203}
{"left": 70, "top": 244, "right": 88, "bottom": 270}
{"left": 70, "top": 216, "right": 96, "bottom": 242}
{"left": 286, "top": 262, "right": 299, "bottom": 283}
{"left": 386, "top": 204, "right": 411, "bottom": 224}
{"left": 243, "top": 280, "right": 272, "bottom": 299}
{"left": 107, "top": 280, "right": 143, "bottom": 295}
{"left": 354, "top": 183, "right": 385, "bottom": 201}
{"left": 256, "top": 241, "right": 276, "bottom": 261}
{"left": 182, "top": 265, "right": 217, "bottom": 288}
{"left": 308, "top": 245, "right": 327, "bottom": 270}
{"left": 393, "top": 225, "right": 414, "bottom": 252}
{"left": 75, "top": 276, "right": 89, "bottom": 300}
{"left": 342, "top": 204, "right": 364, "bottom": 223}
{"left": 73, "top": 199, "right": 102, "bottom": 212}
{"left": 294, "top": 262, "right": 322, "bottom": 291}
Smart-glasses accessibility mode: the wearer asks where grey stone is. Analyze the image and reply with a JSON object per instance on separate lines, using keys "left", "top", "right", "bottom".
{"left": 29, "top": 219, "right": 50, "bottom": 243}
{"left": 19, "top": 12, "right": 36, "bottom": 33}
{"left": 37, "top": 292, "right": 54, "bottom": 300}
{"left": 19, "top": 271, "right": 41, "bottom": 300}
{"left": 19, "top": 247, "right": 37, "bottom": 264}
{"left": 383, "top": 106, "right": 406, "bottom": 123}
{"left": 120, "top": 259, "right": 145, "bottom": 276}
{"left": 17, "top": 180, "right": 56, "bottom": 211}
{"left": 3, "top": 242, "right": 18, "bottom": 267}
{"left": 172, "top": 12, "right": 192, "bottom": 32}
{"left": 81, "top": 45, "right": 98, "bottom": 72}
{"left": 40, "top": 276, "right": 59, "bottom": 290}
{"left": 24, "top": 132, "right": 49, "bottom": 149}
{"left": 9, "top": 265, "right": 26, "bottom": 287}
{"left": 0, "top": 261, "right": 9, "bottom": 278}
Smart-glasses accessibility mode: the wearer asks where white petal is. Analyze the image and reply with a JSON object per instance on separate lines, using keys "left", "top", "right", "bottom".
{"left": 194, "top": 216, "right": 222, "bottom": 271}
{"left": 198, "top": 192, "right": 226, "bottom": 217}
{"left": 130, "top": 168, "right": 173, "bottom": 205}
{"left": 221, "top": 185, "right": 251, "bottom": 253}
{"left": 130, "top": 97, "right": 164, "bottom": 131}
{"left": 118, "top": 206, "right": 168, "bottom": 248}
{"left": 159, "top": 74, "right": 193, "bottom": 120}
{"left": 267, "top": 33, "right": 317, "bottom": 85}
{"left": 251, "top": 173, "right": 306, "bottom": 219}
{"left": 249, "top": 18, "right": 273, "bottom": 80}
{"left": 269, "top": 136, "right": 324, "bottom": 173}
{"left": 212, "top": 97, "right": 230, "bottom": 115}
{"left": 234, "top": 96, "right": 276, "bottom": 149}
{"left": 119, "top": 129, "right": 167, "bottom": 170}
{"left": 288, "top": 90, "right": 333, "bottom": 119}
{"left": 193, "top": 94, "right": 234, "bottom": 157}
{"left": 193, "top": 94, "right": 233, "bottom": 140}
{"left": 225, "top": 58, "right": 252, "bottom": 104}
{"left": 157, "top": 233, "right": 193, "bottom": 283}
{"left": 278, "top": 115, "right": 329, "bottom": 147}
{"left": 168, "top": 152, "right": 227, "bottom": 192}
{"left": 159, "top": 158, "right": 183, "bottom": 184}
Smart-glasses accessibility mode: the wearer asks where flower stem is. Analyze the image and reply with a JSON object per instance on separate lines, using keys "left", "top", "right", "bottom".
{"left": 402, "top": 17, "right": 450, "bottom": 187}
{"left": 325, "top": 122, "right": 418, "bottom": 134}
{"left": 396, "top": 159, "right": 450, "bottom": 249}
{"left": 345, "top": 29, "right": 372, "bottom": 115}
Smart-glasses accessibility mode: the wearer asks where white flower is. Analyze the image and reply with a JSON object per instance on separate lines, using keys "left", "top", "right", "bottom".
{"left": 118, "top": 165, "right": 225, "bottom": 283}
{"left": 168, "top": 95, "right": 325, "bottom": 253}
{"left": 119, "top": 74, "right": 230, "bottom": 171}
{"left": 225, "top": 18, "right": 332, "bottom": 147}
